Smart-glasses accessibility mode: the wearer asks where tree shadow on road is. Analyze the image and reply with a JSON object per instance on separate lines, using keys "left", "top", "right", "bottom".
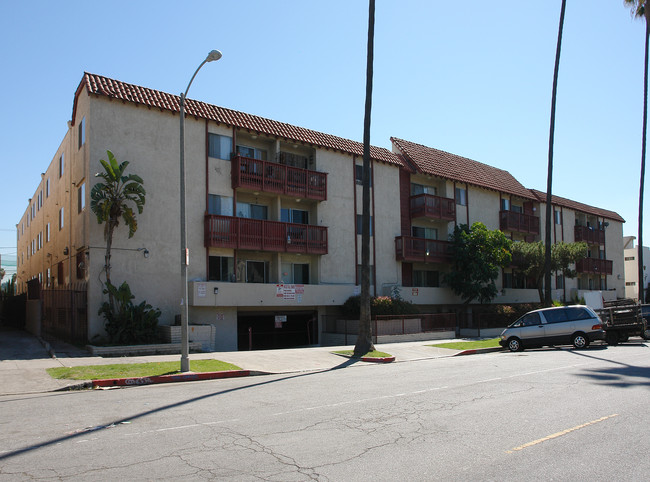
{"left": 0, "top": 356, "right": 363, "bottom": 461}
{"left": 568, "top": 344, "right": 650, "bottom": 390}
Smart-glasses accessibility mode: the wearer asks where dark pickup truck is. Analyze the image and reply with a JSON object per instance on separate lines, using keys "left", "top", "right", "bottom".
{"left": 596, "top": 299, "right": 650, "bottom": 345}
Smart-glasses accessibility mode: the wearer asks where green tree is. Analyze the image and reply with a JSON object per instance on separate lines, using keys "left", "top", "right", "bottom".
{"left": 90, "top": 150, "right": 145, "bottom": 307}
{"left": 624, "top": 0, "right": 650, "bottom": 303}
{"left": 354, "top": 0, "right": 376, "bottom": 357}
{"left": 0, "top": 267, "right": 4, "bottom": 283}
{"left": 443, "top": 223, "right": 512, "bottom": 305}
{"left": 544, "top": 0, "right": 567, "bottom": 306}
{"left": 512, "top": 241, "right": 587, "bottom": 303}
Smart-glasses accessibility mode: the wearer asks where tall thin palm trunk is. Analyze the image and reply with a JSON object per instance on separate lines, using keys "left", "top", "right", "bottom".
{"left": 638, "top": 7, "right": 650, "bottom": 303}
{"left": 544, "top": 0, "right": 567, "bottom": 307}
{"left": 354, "top": 0, "right": 376, "bottom": 357}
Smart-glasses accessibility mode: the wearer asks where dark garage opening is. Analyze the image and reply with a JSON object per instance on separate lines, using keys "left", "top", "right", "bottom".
{"left": 237, "top": 311, "right": 318, "bottom": 350}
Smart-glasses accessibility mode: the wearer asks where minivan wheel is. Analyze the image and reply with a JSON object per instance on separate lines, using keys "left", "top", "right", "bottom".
{"left": 507, "top": 337, "right": 523, "bottom": 352}
{"left": 572, "top": 333, "right": 589, "bottom": 349}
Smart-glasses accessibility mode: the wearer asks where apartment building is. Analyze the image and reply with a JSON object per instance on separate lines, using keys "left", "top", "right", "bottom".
{"left": 623, "top": 236, "right": 650, "bottom": 300}
{"left": 16, "top": 73, "right": 626, "bottom": 350}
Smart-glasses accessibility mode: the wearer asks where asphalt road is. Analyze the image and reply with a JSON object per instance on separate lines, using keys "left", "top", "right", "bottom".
{"left": 1, "top": 343, "right": 649, "bottom": 481}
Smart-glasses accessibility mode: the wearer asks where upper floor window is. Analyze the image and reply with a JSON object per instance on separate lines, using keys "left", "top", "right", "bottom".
{"left": 208, "top": 134, "right": 233, "bottom": 160}
{"left": 501, "top": 198, "right": 510, "bottom": 211}
{"left": 355, "top": 164, "right": 372, "bottom": 187}
{"left": 554, "top": 209, "right": 562, "bottom": 225}
{"left": 281, "top": 208, "right": 309, "bottom": 225}
{"left": 625, "top": 256, "right": 635, "bottom": 261}
{"left": 78, "top": 182, "right": 86, "bottom": 213}
{"left": 455, "top": 187, "right": 467, "bottom": 206}
{"left": 237, "top": 145, "right": 267, "bottom": 160}
{"left": 281, "top": 262, "right": 310, "bottom": 284}
{"left": 511, "top": 204, "right": 523, "bottom": 214}
{"left": 236, "top": 202, "right": 268, "bottom": 220}
{"left": 208, "top": 194, "right": 233, "bottom": 216}
{"left": 78, "top": 117, "right": 85, "bottom": 148}
{"left": 413, "top": 270, "right": 439, "bottom": 287}
{"left": 46, "top": 178, "right": 50, "bottom": 197}
{"left": 59, "top": 154, "right": 64, "bottom": 178}
{"left": 411, "top": 183, "right": 436, "bottom": 196}
{"left": 411, "top": 226, "right": 438, "bottom": 240}
{"left": 356, "top": 214, "right": 374, "bottom": 236}
{"left": 46, "top": 223, "right": 50, "bottom": 243}
{"left": 59, "top": 207, "right": 64, "bottom": 230}
{"left": 209, "top": 256, "right": 234, "bottom": 282}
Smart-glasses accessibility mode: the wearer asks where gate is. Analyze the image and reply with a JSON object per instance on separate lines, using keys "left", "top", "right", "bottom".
{"left": 42, "top": 282, "right": 88, "bottom": 343}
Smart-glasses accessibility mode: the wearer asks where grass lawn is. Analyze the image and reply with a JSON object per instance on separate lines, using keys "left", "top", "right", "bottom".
{"left": 430, "top": 338, "right": 501, "bottom": 350}
{"left": 47, "top": 359, "right": 242, "bottom": 380}
{"left": 333, "top": 350, "right": 392, "bottom": 358}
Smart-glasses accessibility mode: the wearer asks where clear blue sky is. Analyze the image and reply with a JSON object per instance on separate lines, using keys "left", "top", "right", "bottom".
{"left": 1, "top": 0, "right": 648, "bottom": 280}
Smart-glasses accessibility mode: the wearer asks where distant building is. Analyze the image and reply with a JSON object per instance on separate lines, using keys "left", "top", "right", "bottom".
{"left": 623, "top": 236, "right": 650, "bottom": 300}
{"left": 15, "top": 73, "right": 626, "bottom": 349}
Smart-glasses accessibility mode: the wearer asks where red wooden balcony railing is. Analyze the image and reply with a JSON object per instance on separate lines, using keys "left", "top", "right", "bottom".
{"left": 231, "top": 155, "right": 327, "bottom": 201}
{"left": 205, "top": 215, "right": 328, "bottom": 254}
{"left": 575, "top": 258, "right": 613, "bottom": 275}
{"left": 499, "top": 210, "right": 540, "bottom": 235}
{"left": 410, "top": 194, "right": 456, "bottom": 222}
{"left": 395, "top": 236, "right": 453, "bottom": 263}
{"left": 574, "top": 226, "right": 605, "bottom": 245}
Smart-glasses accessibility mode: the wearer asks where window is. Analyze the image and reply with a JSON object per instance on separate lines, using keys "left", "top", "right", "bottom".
{"left": 78, "top": 117, "right": 85, "bottom": 148}
{"left": 503, "top": 271, "right": 513, "bottom": 289}
{"left": 78, "top": 182, "right": 85, "bottom": 213}
{"left": 554, "top": 210, "right": 562, "bottom": 225}
{"left": 59, "top": 207, "right": 64, "bottom": 230}
{"left": 355, "top": 164, "right": 372, "bottom": 187}
{"left": 237, "top": 202, "right": 268, "bottom": 220}
{"left": 246, "top": 260, "right": 268, "bottom": 283}
{"left": 413, "top": 270, "right": 439, "bottom": 287}
{"left": 556, "top": 275, "right": 564, "bottom": 289}
{"left": 356, "top": 215, "right": 373, "bottom": 236}
{"left": 46, "top": 223, "right": 50, "bottom": 243}
{"left": 627, "top": 281, "right": 637, "bottom": 286}
{"left": 511, "top": 204, "right": 523, "bottom": 214}
{"left": 625, "top": 256, "right": 635, "bottom": 261}
{"left": 411, "top": 183, "right": 435, "bottom": 196}
{"left": 38, "top": 191, "right": 42, "bottom": 210}
{"left": 208, "top": 134, "right": 233, "bottom": 160}
{"left": 518, "top": 312, "right": 541, "bottom": 326}
{"left": 281, "top": 208, "right": 309, "bottom": 225}
{"left": 208, "top": 195, "right": 233, "bottom": 216}
{"left": 37, "top": 232, "right": 42, "bottom": 250}
{"left": 209, "top": 256, "right": 234, "bottom": 281}
{"left": 236, "top": 145, "right": 267, "bottom": 160}
{"left": 411, "top": 226, "right": 438, "bottom": 240}
{"left": 501, "top": 198, "right": 510, "bottom": 211}
{"left": 356, "top": 264, "right": 375, "bottom": 282}
{"left": 59, "top": 154, "right": 64, "bottom": 178}
{"left": 46, "top": 178, "right": 50, "bottom": 198}
{"left": 281, "top": 262, "right": 310, "bottom": 284}
{"left": 455, "top": 187, "right": 467, "bottom": 206}
{"left": 76, "top": 252, "right": 86, "bottom": 280}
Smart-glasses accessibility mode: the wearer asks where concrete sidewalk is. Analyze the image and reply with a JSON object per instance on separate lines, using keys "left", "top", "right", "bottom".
{"left": 0, "top": 328, "right": 500, "bottom": 396}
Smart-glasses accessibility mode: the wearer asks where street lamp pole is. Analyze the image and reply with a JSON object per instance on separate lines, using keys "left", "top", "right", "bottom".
{"left": 180, "top": 49, "right": 222, "bottom": 372}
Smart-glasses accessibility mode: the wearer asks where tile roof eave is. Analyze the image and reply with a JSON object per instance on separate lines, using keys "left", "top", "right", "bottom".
{"left": 76, "top": 72, "right": 404, "bottom": 168}
{"left": 530, "top": 189, "right": 625, "bottom": 223}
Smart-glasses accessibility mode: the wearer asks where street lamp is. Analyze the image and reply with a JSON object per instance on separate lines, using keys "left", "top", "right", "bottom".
{"left": 179, "top": 49, "right": 222, "bottom": 372}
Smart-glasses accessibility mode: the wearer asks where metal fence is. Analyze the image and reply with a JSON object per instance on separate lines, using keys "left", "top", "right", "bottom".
{"left": 42, "top": 282, "right": 88, "bottom": 344}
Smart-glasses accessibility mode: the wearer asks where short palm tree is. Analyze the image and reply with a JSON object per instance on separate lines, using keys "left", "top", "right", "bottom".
{"left": 624, "top": 0, "right": 650, "bottom": 303}
{"left": 90, "top": 150, "right": 146, "bottom": 295}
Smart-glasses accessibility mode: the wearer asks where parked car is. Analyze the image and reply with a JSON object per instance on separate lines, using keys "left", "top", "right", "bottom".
{"left": 499, "top": 305, "right": 605, "bottom": 352}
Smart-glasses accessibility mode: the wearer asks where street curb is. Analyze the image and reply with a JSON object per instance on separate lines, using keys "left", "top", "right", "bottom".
{"left": 92, "top": 370, "right": 251, "bottom": 388}
{"left": 455, "top": 347, "right": 504, "bottom": 356}
{"left": 361, "top": 356, "right": 395, "bottom": 363}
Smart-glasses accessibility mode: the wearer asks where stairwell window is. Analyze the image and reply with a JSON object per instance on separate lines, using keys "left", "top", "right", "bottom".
{"left": 78, "top": 117, "right": 85, "bottom": 148}
{"left": 208, "top": 134, "right": 233, "bottom": 160}
{"left": 356, "top": 215, "right": 373, "bottom": 236}
{"left": 455, "top": 187, "right": 467, "bottom": 206}
{"left": 78, "top": 182, "right": 86, "bottom": 213}
{"left": 355, "top": 165, "right": 372, "bottom": 187}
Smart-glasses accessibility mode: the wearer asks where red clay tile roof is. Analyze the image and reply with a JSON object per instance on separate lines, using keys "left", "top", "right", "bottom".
{"left": 391, "top": 137, "right": 535, "bottom": 200}
{"left": 75, "top": 73, "right": 403, "bottom": 167}
{"left": 530, "top": 189, "right": 625, "bottom": 223}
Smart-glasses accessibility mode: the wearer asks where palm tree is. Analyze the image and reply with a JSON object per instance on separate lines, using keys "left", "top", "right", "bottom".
{"left": 544, "top": 0, "right": 567, "bottom": 307}
{"left": 353, "top": 0, "right": 376, "bottom": 357}
{"left": 90, "top": 150, "right": 146, "bottom": 301}
{"left": 624, "top": 0, "right": 650, "bottom": 303}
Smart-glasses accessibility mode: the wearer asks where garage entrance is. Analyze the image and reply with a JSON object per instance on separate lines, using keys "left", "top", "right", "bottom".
{"left": 237, "top": 311, "right": 318, "bottom": 350}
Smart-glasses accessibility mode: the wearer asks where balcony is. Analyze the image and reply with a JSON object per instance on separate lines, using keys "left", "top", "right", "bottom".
{"left": 575, "top": 257, "right": 613, "bottom": 275}
{"left": 499, "top": 210, "right": 540, "bottom": 235}
{"left": 395, "top": 236, "right": 453, "bottom": 264}
{"left": 231, "top": 155, "right": 327, "bottom": 201}
{"left": 205, "top": 215, "right": 328, "bottom": 254}
{"left": 574, "top": 225, "right": 605, "bottom": 245}
{"left": 410, "top": 194, "right": 456, "bottom": 222}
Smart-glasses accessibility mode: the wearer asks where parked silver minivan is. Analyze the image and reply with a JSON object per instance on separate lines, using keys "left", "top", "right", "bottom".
{"left": 499, "top": 305, "right": 605, "bottom": 352}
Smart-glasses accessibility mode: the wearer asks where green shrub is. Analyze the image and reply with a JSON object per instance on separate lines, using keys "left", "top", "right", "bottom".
{"left": 341, "top": 295, "right": 419, "bottom": 318}
{"left": 98, "top": 281, "right": 161, "bottom": 345}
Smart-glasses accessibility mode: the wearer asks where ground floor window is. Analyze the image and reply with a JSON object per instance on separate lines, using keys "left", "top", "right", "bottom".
{"left": 413, "top": 270, "right": 439, "bottom": 287}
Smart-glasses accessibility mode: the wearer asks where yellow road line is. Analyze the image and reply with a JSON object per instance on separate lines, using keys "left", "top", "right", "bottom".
{"left": 506, "top": 414, "right": 619, "bottom": 454}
